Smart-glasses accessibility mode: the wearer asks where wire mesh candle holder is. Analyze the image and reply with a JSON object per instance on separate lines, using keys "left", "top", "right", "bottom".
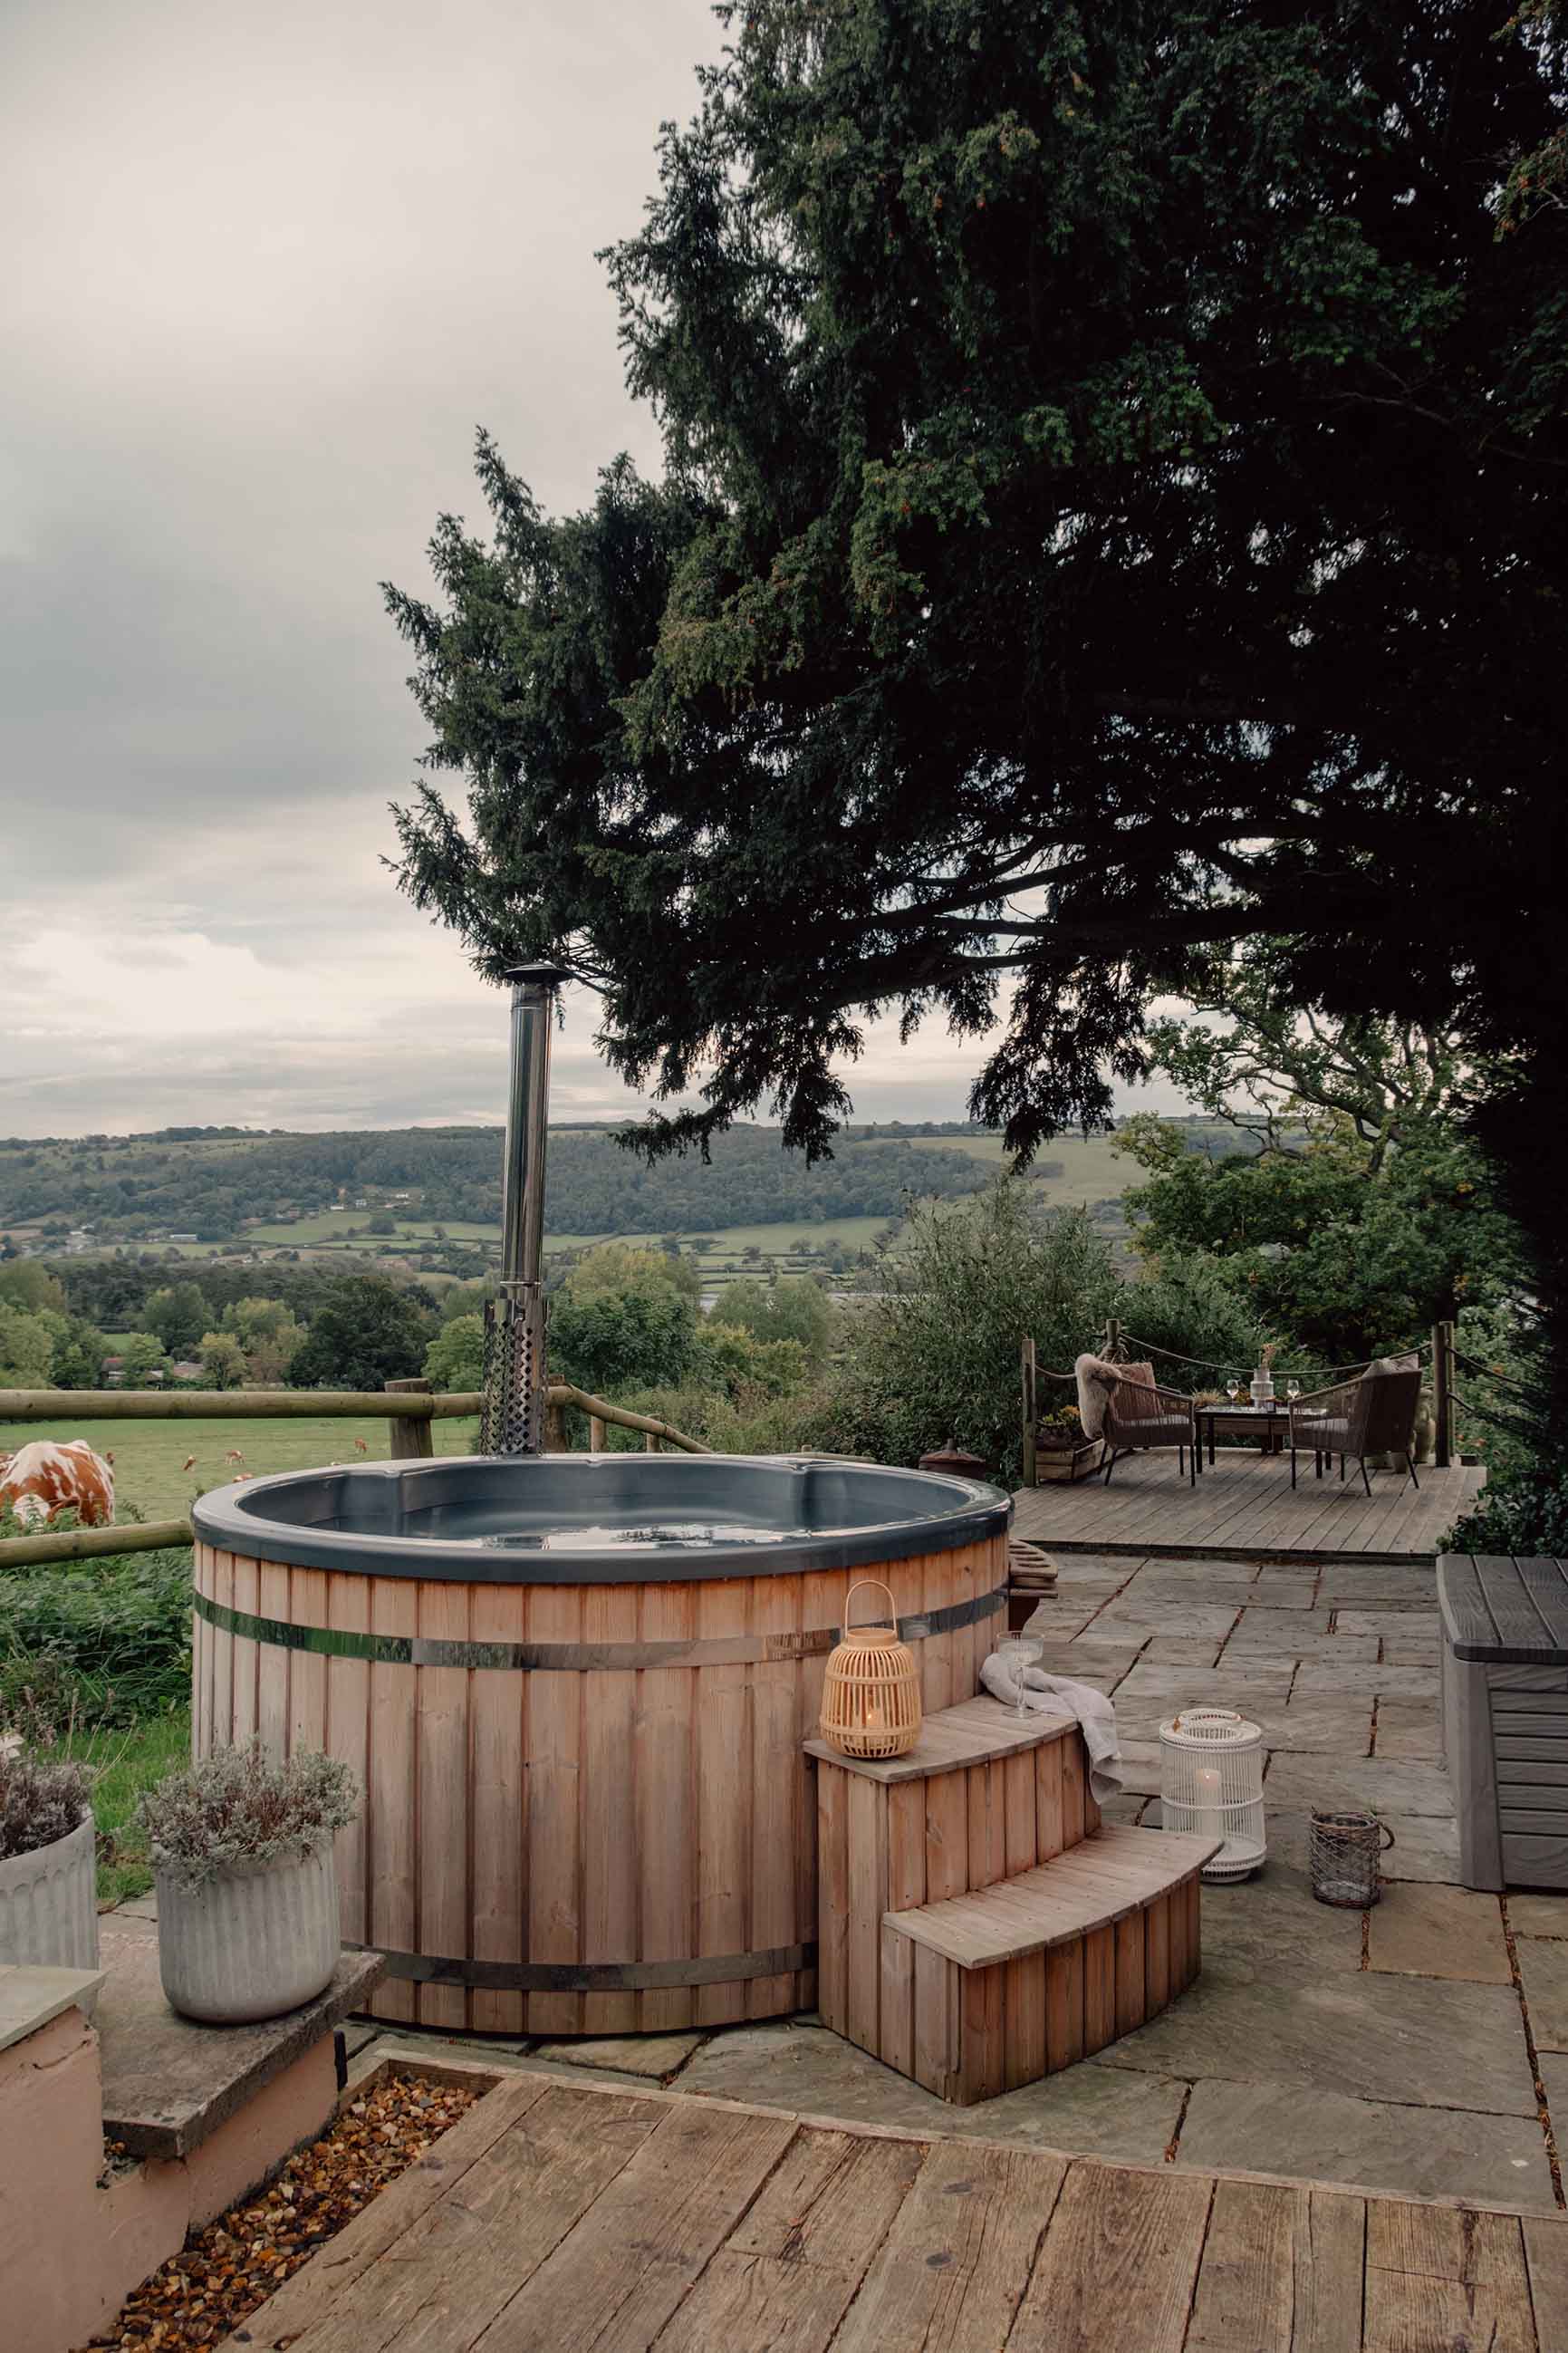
{"left": 1308, "top": 1809, "right": 1395, "bottom": 1907}
{"left": 1159, "top": 1709, "right": 1267, "bottom": 1883}
{"left": 819, "top": 1579, "right": 923, "bottom": 1760}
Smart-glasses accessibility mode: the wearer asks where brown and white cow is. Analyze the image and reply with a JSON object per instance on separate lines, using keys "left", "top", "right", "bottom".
{"left": 0, "top": 1440, "right": 116, "bottom": 1528}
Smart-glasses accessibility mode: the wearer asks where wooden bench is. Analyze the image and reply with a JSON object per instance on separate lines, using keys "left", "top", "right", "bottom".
{"left": 806, "top": 1697, "right": 1217, "bottom": 2104}
{"left": 1439, "top": 1553, "right": 1568, "bottom": 1890}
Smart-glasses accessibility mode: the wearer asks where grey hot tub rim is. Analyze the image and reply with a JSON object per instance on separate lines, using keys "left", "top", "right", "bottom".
{"left": 190, "top": 1452, "right": 1014, "bottom": 1583}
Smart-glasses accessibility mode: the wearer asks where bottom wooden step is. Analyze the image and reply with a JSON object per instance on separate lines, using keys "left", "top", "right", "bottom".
{"left": 873, "top": 1839, "right": 1208, "bottom": 2106}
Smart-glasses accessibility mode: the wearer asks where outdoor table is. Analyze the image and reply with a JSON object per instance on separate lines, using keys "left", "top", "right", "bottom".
{"left": 1438, "top": 1554, "right": 1568, "bottom": 1891}
{"left": 1195, "top": 1402, "right": 1295, "bottom": 1464}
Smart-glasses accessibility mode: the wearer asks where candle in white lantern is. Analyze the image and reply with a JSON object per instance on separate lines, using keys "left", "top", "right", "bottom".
{"left": 1194, "top": 1764, "right": 1224, "bottom": 1847}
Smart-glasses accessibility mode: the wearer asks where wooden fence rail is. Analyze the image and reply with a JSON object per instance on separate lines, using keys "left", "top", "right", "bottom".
{"left": 0, "top": 1378, "right": 708, "bottom": 1571}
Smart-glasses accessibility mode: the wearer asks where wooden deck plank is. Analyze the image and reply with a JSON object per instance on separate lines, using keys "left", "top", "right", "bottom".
{"left": 1008, "top": 2160, "right": 1211, "bottom": 2353}
{"left": 1524, "top": 2215, "right": 1568, "bottom": 2353}
{"left": 1292, "top": 2188, "right": 1366, "bottom": 2353}
{"left": 1186, "top": 2179, "right": 1296, "bottom": 2352}
{"left": 1012, "top": 1452, "right": 1479, "bottom": 1562}
{"left": 1363, "top": 2200, "right": 1537, "bottom": 2353}
{"left": 832, "top": 2139, "right": 1065, "bottom": 2353}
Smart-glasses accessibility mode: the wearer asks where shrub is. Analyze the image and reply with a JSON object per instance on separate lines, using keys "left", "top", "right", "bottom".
{"left": 0, "top": 1547, "right": 192, "bottom": 1731}
{"left": 0, "top": 1745, "right": 91, "bottom": 1862}
{"left": 138, "top": 1740, "right": 359, "bottom": 1893}
{"left": 1118, "top": 1249, "right": 1265, "bottom": 1391}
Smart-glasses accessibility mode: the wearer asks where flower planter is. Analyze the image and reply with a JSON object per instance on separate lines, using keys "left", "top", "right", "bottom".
{"left": 1035, "top": 1438, "right": 1105, "bottom": 1485}
{"left": 0, "top": 1810, "right": 101, "bottom": 2000}
{"left": 156, "top": 1842, "right": 339, "bottom": 2025}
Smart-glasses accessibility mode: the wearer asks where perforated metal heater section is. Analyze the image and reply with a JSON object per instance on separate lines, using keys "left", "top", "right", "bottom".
{"left": 479, "top": 1287, "right": 549, "bottom": 1457}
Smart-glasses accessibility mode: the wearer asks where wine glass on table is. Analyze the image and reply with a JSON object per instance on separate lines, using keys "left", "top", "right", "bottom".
{"left": 997, "top": 1634, "right": 1043, "bottom": 1721}
{"left": 1225, "top": 1374, "right": 1240, "bottom": 1406}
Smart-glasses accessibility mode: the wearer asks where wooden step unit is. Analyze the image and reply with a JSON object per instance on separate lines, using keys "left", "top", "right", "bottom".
{"left": 807, "top": 1698, "right": 1217, "bottom": 2105}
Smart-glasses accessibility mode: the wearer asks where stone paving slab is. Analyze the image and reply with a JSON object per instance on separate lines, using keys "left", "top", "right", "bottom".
{"left": 532, "top": 2030, "right": 708, "bottom": 2081}
{"left": 1264, "top": 1754, "right": 1455, "bottom": 1819}
{"left": 1367, "top": 1882, "right": 1511, "bottom": 1984}
{"left": 1225, "top": 1633, "right": 1380, "bottom": 1664}
{"left": 1267, "top": 1808, "right": 1461, "bottom": 1886}
{"left": 1374, "top": 1701, "right": 1441, "bottom": 1761}
{"left": 1093, "top": 1604, "right": 1245, "bottom": 1641}
{"left": 1199, "top": 1857, "right": 1365, "bottom": 1974}
{"left": 1517, "top": 1938, "right": 1568, "bottom": 2051}
{"left": 1224, "top": 1608, "right": 1335, "bottom": 1644}
{"left": 1115, "top": 1663, "right": 1295, "bottom": 1704}
{"left": 1175, "top": 2078, "right": 1557, "bottom": 2213}
{"left": 1139, "top": 1636, "right": 1225, "bottom": 1664}
{"left": 1290, "top": 1661, "right": 1440, "bottom": 1699}
{"left": 673, "top": 2020, "right": 1189, "bottom": 2165}
{"left": 1095, "top": 1954, "right": 1539, "bottom": 2117}
{"left": 1316, "top": 1567, "right": 1439, "bottom": 1606}
{"left": 1512, "top": 1894, "right": 1568, "bottom": 1939}
{"left": 1336, "top": 1612, "right": 1437, "bottom": 1641}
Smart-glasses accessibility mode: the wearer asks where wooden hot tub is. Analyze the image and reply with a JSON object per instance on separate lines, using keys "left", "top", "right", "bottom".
{"left": 190, "top": 1454, "right": 1011, "bottom": 2035}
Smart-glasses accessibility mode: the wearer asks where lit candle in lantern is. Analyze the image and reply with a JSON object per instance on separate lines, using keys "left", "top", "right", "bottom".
{"left": 1194, "top": 1764, "right": 1224, "bottom": 1847}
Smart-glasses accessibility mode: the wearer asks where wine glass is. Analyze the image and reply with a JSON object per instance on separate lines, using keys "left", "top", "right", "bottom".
{"left": 997, "top": 1635, "right": 1043, "bottom": 1721}
{"left": 1286, "top": 1378, "right": 1301, "bottom": 1403}
{"left": 1225, "top": 1374, "right": 1240, "bottom": 1405}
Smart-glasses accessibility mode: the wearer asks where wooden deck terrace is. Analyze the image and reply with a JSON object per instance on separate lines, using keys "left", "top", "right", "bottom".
{"left": 1013, "top": 1449, "right": 1486, "bottom": 1564}
{"left": 228, "top": 2064, "right": 1568, "bottom": 2353}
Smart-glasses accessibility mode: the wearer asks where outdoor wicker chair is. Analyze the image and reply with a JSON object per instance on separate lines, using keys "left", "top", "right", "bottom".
{"left": 1289, "top": 1363, "right": 1422, "bottom": 1495}
{"left": 1094, "top": 1363, "right": 1200, "bottom": 1488}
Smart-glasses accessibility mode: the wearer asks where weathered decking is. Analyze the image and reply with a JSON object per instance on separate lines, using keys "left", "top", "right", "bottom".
{"left": 1014, "top": 1450, "right": 1486, "bottom": 1562}
{"left": 228, "top": 2067, "right": 1568, "bottom": 2353}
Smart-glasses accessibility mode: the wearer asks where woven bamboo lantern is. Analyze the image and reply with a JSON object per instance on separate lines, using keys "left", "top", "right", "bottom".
{"left": 819, "top": 1580, "right": 922, "bottom": 1760}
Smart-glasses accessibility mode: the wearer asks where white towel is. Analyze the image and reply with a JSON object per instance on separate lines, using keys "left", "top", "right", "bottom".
{"left": 979, "top": 1654, "right": 1124, "bottom": 1804}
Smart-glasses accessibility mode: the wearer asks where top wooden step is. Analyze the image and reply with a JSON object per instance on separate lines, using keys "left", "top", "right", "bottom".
{"left": 804, "top": 1694, "right": 1077, "bottom": 1783}
{"left": 883, "top": 1823, "right": 1219, "bottom": 1969}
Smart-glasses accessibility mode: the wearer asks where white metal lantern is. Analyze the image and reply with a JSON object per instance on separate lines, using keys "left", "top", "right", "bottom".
{"left": 1159, "top": 1708, "right": 1266, "bottom": 1883}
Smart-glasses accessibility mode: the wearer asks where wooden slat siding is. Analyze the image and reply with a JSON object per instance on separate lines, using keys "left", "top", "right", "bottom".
{"left": 1046, "top": 1937, "right": 1084, "bottom": 2069}
{"left": 415, "top": 1578, "right": 469, "bottom": 2033}
{"left": 1169, "top": 1870, "right": 1192, "bottom": 1991}
{"left": 1147, "top": 1882, "right": 1170, "bottom": 2014}
{"left": 923, "top": 1546, "right": 957, "bottom": 1717}
{"left": 670, "top": 2129, "right": 925, "bottom": 2353}
{"left": 1010, "top": 2162, "right": 1210, "bottom": 2353}
{"left": 230, "top": 1550, "right": 260, "bottom": 1747}
{"left": 949, "top": 1540, "right": 980, "bottom": 1702}
{"left": 1186, "top": 2178, "right": 1297, "bottom": 2353}
{"left": 1185, "top": 1870, "right": 1203, "bottom": 1989}
{"left": 1082, "top": 1922, "right": 1117, "bottom": 2055}
{"left": 913, "top": 1941, "right": 958, "bottom": 2099}
{"left": 1004, "top": 1951, "right": 1047, "bottom": 2091}
{"left": 845, "top": 1770, "right": 888, "bottom": 2055}
{"left": 637, "top": 1578, "right": 697, "bottom": 2034}
{"left": 474, "top": 2101, "right": 797, "bottom": 2353}
{"left": 1293, "top": 2189, "right": 1367, "bottom": 2353}
{"left": 210, "top": 1550, "right": 235, "bottom": 1755}
{"left": 1115, "top": 1907, "right": 1146, "bottom": 2038}
{"left": 230, "top": 2075, "right": 559, "bottom": 2351}
{"left": 1036, "top": 1736, "right": 1065, "bottom": 1862}
{"left": 1363, "top": 2199, "right": 1537, "bottom": 2353}
{"left": 192, "top": 1545, "right": 210, "bottom": 1760}
{"left": 816, "top": 1764, "right": 849, "bottom": 2035}
{"left": 880, "top": 1781, "right": 925, "bottom": 2077}
{"left": 288, "top": 1567, "right": 329, "bottom": 1760}
{"left": 470, "top": 1578, "right": 528, "bottom": 2035}
{"left": 1004, "top": 1748, "right": 1036, "bottom": 1878}
{"left": 256, "top": 1560, "right": 291, "bottom": 1758}
{"left": 694, "top": 1577, "right": 751, "bottom": 2029}
{"left": 368, "top": 1574, "right": 418, "bottom": 2024}
{"left": 294, "top": 2087, "right": 665, "bottom": 2353}
{"left": 959, "top": 1963, "right": 1005, "bottom": 2104}
{"left": 967, "top": 1760, "right": 1005, "bottom": 1891}
{"left": 924, "top": 1761, "right": 969, "bottom": 1902}
{"left": 1061, "top": 1728, "right": 1088, "bottom": 1850}
{"left": 527, "top": 1585, "right": 585, "bottom": 2037}
{"left": 326, "top": 1568, "right": 370, "bottom": 1953}
{"left": 832, "top": 2140, "right": 1066, "bottom": 2353}
{"left": 1524, "top": 2214, "right": 1568, "bottom": 2353}
{"left": 749, "top": 1569, "right": 803, "bottom": 2020}
{"left": 1082, "top": 1770, "right": 1102, "bottom": 1837}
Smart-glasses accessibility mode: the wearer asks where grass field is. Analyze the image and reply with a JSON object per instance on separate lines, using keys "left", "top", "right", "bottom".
{"left": 0, "top": 1413, "right": 483, "bottom": 1523}
{"left": 898, "top": 1129, "right": 1134, "bottom": 1207}
{"left": 63, "top": 1708, "right": 193, "bottom": 1903}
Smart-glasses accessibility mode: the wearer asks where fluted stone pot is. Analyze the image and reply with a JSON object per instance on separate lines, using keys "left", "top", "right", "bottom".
{"left": 156, "top": 1842, "right": 339, "bottom": 2024}
{"left": 0, "top": 1811, "right": 101, "bottom": 2003}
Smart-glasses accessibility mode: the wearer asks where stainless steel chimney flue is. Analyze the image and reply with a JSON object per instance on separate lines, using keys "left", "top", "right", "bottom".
{"left": 480, "top": 961, "right": 571, "bottom": 1455}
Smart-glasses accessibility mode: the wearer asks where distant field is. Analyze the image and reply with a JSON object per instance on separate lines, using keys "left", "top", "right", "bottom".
{"left": 899, "top": 1130, "right": 1133, "bottom": 1208}
{"left": 244, "top": 1211, "right": 499, "bottom": 1244}
{"left": 0, "top": 1413, "right": 482, "bottom": 1524}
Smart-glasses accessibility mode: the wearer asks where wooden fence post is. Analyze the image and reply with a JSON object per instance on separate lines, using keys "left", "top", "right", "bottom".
{"left": 1104, "top": 1316, "right": 1122, "bottom": 1362}
{"left": 1021, "top": 1337, "right": 1037, "bottom": 1489}
{"left": 384, "top": 1377, "right": 435, "bottom": 1460}
{"left": 645, "top": 1431, "right": 659, "bottom": 1451}
{"left": 589, "top": 1413, "right": 607, "bottom": 1453}
{"left": 1432, "top": 1319, "right": 1455, "bottom": 1470}
{"left": 544, "top": 1398, "right": 570, "bottom": 1452}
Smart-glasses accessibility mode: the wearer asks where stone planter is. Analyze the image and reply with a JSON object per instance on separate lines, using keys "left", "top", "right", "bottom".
{"left": 0, "top": 1812, "right": 101, "bottom": 2003}
{"left": 1035, "top": 1438, "right": 1104, "bottom": 1485}
{"left": 156, "top": 1843, "right": 339, "bottom": 2025}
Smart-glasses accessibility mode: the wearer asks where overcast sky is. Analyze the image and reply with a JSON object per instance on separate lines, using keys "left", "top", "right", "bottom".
{"left": 1, "top": 0, "right": 1179, "bottom": 1140}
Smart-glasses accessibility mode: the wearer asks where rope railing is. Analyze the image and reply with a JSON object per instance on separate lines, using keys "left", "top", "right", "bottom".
{"left": 1116, "top": 1333, "right": 1425, "bottom": 1382}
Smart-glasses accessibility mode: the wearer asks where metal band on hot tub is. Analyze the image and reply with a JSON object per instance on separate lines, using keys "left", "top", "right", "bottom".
{"left": 190, "top": 1581, "right": 1007, "bottom": 1668}
{"left": 342, "top": 1941, "right": 818, "bottom": 1991}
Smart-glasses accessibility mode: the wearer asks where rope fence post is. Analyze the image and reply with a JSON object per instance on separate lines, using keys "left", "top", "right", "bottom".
{"left": 1432, "top": 1319, "right": 1455, "bottom": 1469}
{"left": 384, "top": 1377, "right": 435, "bottom": 1460}
{"left": 1104, "top": 1316, "right": 1123, "bottom": 1363}
{"left": 1020, "top": 1336, "right": 1037, "bottom": 1489}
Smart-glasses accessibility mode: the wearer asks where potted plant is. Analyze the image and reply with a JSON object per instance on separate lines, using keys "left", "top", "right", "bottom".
{"left": 0, "top": 1735, "right": 100, "bottom": 1985}
{"left": 139, "top": 1741, "right": 359, "bottom": 2024}
{"left": 1032, "top": 1402, "right": 1103, "bottom": 1483}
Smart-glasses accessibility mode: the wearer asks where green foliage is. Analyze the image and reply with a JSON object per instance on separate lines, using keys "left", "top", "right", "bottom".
{"left": 117, "top": 1331, "right": 168, "bottom": 1381}
{"left": 708, "top": 1275, "right": 834, "bottom": 1364}
{"left": 0, "top": 1262, "right": 65, "bottom": 1315}
{"left": 198, "top": 1330, "right": 247, "bottom": 1389}
{"left": 822, "top": 1182, "right": 1121, "bottom": 1484}
{"left": 550, "top": 1282, "right": 696, "bottom": 1399}
{"left": 41, "top": 1310, "right": 108, "bottom": 1390}
{"left": 144, "top": 1281, "right": 212, "bottom": 1355}
{"left": 0, "top": 1299, "right": 54, "bottom": 1385}
{"left": 0, "top": 1547, "right": 193, "bottom": 1731}
{"left": 424, "top": 1313, "right": 486, "bottom": 1393}
{"left": 219, "top": 1297, "right": 304, "bottom": 1384}
{"left": 690, "top": 1320, "right": 811, "bottom": 1399}
{"left": 1115, "top": 1250, "right": 1264, "bottom": 1384}
{"left": 286, "top": 1273, "right": 436, "bottom": 1391}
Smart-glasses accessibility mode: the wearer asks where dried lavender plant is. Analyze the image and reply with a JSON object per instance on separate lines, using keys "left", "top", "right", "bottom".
{"left": 139, "top": 1741, "right": 358, "bottom": 1893}
{"left": 0, "top": 1744, "right": 92, "bottom": 1862}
